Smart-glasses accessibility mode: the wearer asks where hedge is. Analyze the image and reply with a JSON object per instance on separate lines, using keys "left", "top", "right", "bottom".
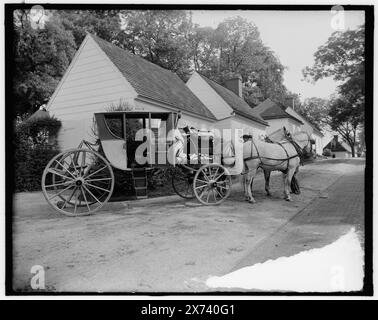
{"left": 14, "top": 116, "right": 61, "bottom": 192}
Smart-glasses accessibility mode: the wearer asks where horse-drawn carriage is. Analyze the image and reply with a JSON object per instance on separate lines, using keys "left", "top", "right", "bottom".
{"left": 42, "top": 111, "right": 234, "bottom": 216}
{"left": 42, "top": 110, "right": 312, "bottom": 216}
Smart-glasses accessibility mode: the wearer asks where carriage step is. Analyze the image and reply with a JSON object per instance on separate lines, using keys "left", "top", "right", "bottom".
{"left": 131, "top": 169, "right": 148, "bottom": 199}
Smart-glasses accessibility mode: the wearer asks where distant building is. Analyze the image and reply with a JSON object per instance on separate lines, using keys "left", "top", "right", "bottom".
{"left": 323, "top": 135, "right": 353, "bottom": 158}
{"left": 186, "top": 72, "right": 268, "bottom": 138}
{"left": 284, "top": 107, "right": 324, "bottom": 156}
{"left": 254, "top": 98, "right": 325, "bottom": 155}
{"left": 253, "top": 98, "right": 303, "bottom": 135}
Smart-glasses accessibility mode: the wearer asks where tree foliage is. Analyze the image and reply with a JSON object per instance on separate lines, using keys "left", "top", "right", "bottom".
{"left": 13, "top": 11, "right": 293, "bottom": 116}
{"left": 327, "top": 97, "right": 360, "bottom": 157}
{"left": 13, "top": 10, "right": 77, "bottom": 116}
{"left": 303, "top": 25, "right": 364, "bottom": 83}
{"left": 191, "top": 16, "right": 289, "bottom": 106}
{"left": 303, "top": 25, "right": 365, "bottom": 157}
{"left": 57, "top": 10, "right": 122, "bottom": 47}
{"left": 118, "top": 10, "right": 194, "bottom": 80}
{"left": 298, "top": 97, "right": 329, "bottom": 129}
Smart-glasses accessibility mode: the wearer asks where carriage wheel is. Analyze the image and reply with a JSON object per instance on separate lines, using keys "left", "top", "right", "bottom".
{"left": 193, "top": 164, "right": 232, "bottom": 205}
{"left": 42, "top": 149, "right": 114, "bottom": 216}
{"left": 172, "top": 166, "right": 196, "bottom": 199}
{"left": 51, "top": 153, "right": 108, "bottom": 207}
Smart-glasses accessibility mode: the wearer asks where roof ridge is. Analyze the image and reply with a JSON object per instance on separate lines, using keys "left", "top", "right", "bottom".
{"left": 90, "top": 33, "right": 177, "bottom": 75}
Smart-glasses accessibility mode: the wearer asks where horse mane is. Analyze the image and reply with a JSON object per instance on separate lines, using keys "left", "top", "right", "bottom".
{"left": 292, "top": 130, "right": 309, "bottom": 136}
{"left": 291, "top": 131, "right": 311, "bottom": 141}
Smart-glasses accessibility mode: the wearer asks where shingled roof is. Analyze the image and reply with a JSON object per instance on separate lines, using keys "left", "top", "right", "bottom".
{"left": 197, "top": 74, "right": 268, "bottom": 126}
{"left": 91, "top": 35, "right": 215, "bottom": 120}
{"left": 253, "top": 98, "right": 303, "bottom": 124}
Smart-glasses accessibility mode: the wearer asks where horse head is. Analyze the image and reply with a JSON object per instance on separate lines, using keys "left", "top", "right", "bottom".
{"left": 291, "top": 131, "right": 312, "bottom": 153}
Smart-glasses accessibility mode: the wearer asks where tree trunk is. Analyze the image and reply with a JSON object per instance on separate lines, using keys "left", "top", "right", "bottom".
{"left": 347, "top": 140, "right": 356, "bottom": 157}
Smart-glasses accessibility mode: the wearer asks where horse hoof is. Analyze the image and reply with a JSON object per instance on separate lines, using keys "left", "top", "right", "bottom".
{"left": 248, "top": 199, "right": 256, "bottom": 204}
{"left": 266, "top": 193, "right": 272, "bottom": 197}
{"left": 285, "top": 197, "right": 293, "bottom": 202}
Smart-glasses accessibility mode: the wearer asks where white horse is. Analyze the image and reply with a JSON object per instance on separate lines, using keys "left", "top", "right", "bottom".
{"left": 241, "top": 128, "right": 311, "bottom": 203}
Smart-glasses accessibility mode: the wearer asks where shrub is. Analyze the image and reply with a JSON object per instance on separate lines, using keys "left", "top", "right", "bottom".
{"left": 14, "top": 116, "right": 62, "bottom": 192}
{"left": 323, "top": 148, "right": 332, "bottom": 157}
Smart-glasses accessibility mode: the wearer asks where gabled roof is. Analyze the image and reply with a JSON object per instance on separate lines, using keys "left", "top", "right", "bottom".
{"left": 324, "top": 137, "right": 352, "bottom": 152}
{"left": 253, "top": 98, "right": 304, "bottom": 125}
{"left": 91, "top": 35, "right": 215, "bottom": 120}
{"left": 197, "top": 73, "right": 268, "bottom": 126}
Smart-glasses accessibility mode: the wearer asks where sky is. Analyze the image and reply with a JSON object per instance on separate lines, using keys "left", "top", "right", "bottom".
{"left": 191, "top": 10, "right": 365, "bottom": 101}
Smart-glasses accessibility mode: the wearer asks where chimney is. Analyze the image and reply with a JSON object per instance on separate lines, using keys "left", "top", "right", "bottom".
{"left": 224, "top": 75, "right": 242, "bottom": 98}
{"left": 334, "top": 135, "right": 338, "bottom": 143}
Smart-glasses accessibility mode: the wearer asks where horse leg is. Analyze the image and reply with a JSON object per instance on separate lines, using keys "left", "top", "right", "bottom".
{"left": 284, "top": 167, "right": 296, "bottom": 201}
{"left": 243, "top": 173, "right": 249, "bottom": 201}
{"left": 264, "top": 169, "right": 272, "bottom": 196}
{"left": 290, "top": 166, "right": 301, "bottom": 194}
{"left": 246, "top": 169, "right": 257, "bottom": 203}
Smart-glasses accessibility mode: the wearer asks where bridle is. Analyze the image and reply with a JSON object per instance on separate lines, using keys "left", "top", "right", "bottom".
{"left": 284, "top": 132, "right": 311, "bottom": 158}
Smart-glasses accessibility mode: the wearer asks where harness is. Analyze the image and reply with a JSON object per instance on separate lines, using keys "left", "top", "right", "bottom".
{"left": 243, "top": 136, "right": 304, "bottom": 172}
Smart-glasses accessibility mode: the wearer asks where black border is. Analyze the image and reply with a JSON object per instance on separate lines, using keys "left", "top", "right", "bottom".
{"left": 5, "top": 3, "right": 374, "bottom": 297}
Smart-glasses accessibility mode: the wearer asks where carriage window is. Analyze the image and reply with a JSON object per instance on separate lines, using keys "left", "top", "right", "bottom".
{"left": 104, "top": 115, "right": 124, "bottom": 139}
{"left": 125, "top": 118, "right": 143, "bottom": 140}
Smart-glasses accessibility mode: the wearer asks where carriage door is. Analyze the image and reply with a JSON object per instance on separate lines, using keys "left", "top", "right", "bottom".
{"left": 96, "top": 113, "right": 128, "bottom": 171}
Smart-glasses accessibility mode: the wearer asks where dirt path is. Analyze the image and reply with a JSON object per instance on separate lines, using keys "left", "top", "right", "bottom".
{"left": 12, "top": 158, "right": 365, "bottom": 292}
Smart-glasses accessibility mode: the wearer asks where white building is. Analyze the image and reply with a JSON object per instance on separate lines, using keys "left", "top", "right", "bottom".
{"left": 323, "top": 135, "right": 353, "bottom": 158}
{"left": 254, "top": 98, "right": 325, "bottom": 156}
{"left": 186, "top": 72, "right": 268, "bottom": 139}
{"left": 47, "top": 34, "right": 217, "bottom": 150}
{"left": 253, "top": 98, "right": 304, "bottom": 134}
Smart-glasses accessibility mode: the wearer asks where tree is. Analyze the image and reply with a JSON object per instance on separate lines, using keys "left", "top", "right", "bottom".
{"left": 303, "top": 25, "right": 365, "bottom": 157}
{"left": 303, "top": 25, "right": 364, "bottom": 84}
{"left": 13, "top": 10, "right": 77, "bottom": 116}
{"left": 13, "top": 11, "right": 292, "bottom": 116}
{"left": 328, "top": 97, "right": 360, "bottom": 157}
{"left": 298, "top": 97, "right": 329, "bottom": 129}
{"left": 118, "top": 10, "right": 194, "bottom": 80}
{"left": 189, "top": 26, "right": 219, "bottom": 74}
{"left": 191, "top": 16, "right": 289, "bottom": 106}
{"left": 55, "top": 10, "right": 122, "bottom": 47}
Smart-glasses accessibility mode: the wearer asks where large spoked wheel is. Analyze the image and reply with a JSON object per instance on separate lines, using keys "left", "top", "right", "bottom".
{"left": 42, "top": 148, "right": 114, "bottom": 216}
{"left": 193, "top": 164, "right": 232, "bottom": 205}
{"left": 172, "top": 166, "right": 196, "bottom": 199}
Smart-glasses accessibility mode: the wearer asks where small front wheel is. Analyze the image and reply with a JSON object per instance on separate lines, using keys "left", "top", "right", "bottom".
{"left": 193, "top": 164, "right": 232, "bottom": 205}
{"left": 172, "top": 166, "right": 196, "bottom": 199}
